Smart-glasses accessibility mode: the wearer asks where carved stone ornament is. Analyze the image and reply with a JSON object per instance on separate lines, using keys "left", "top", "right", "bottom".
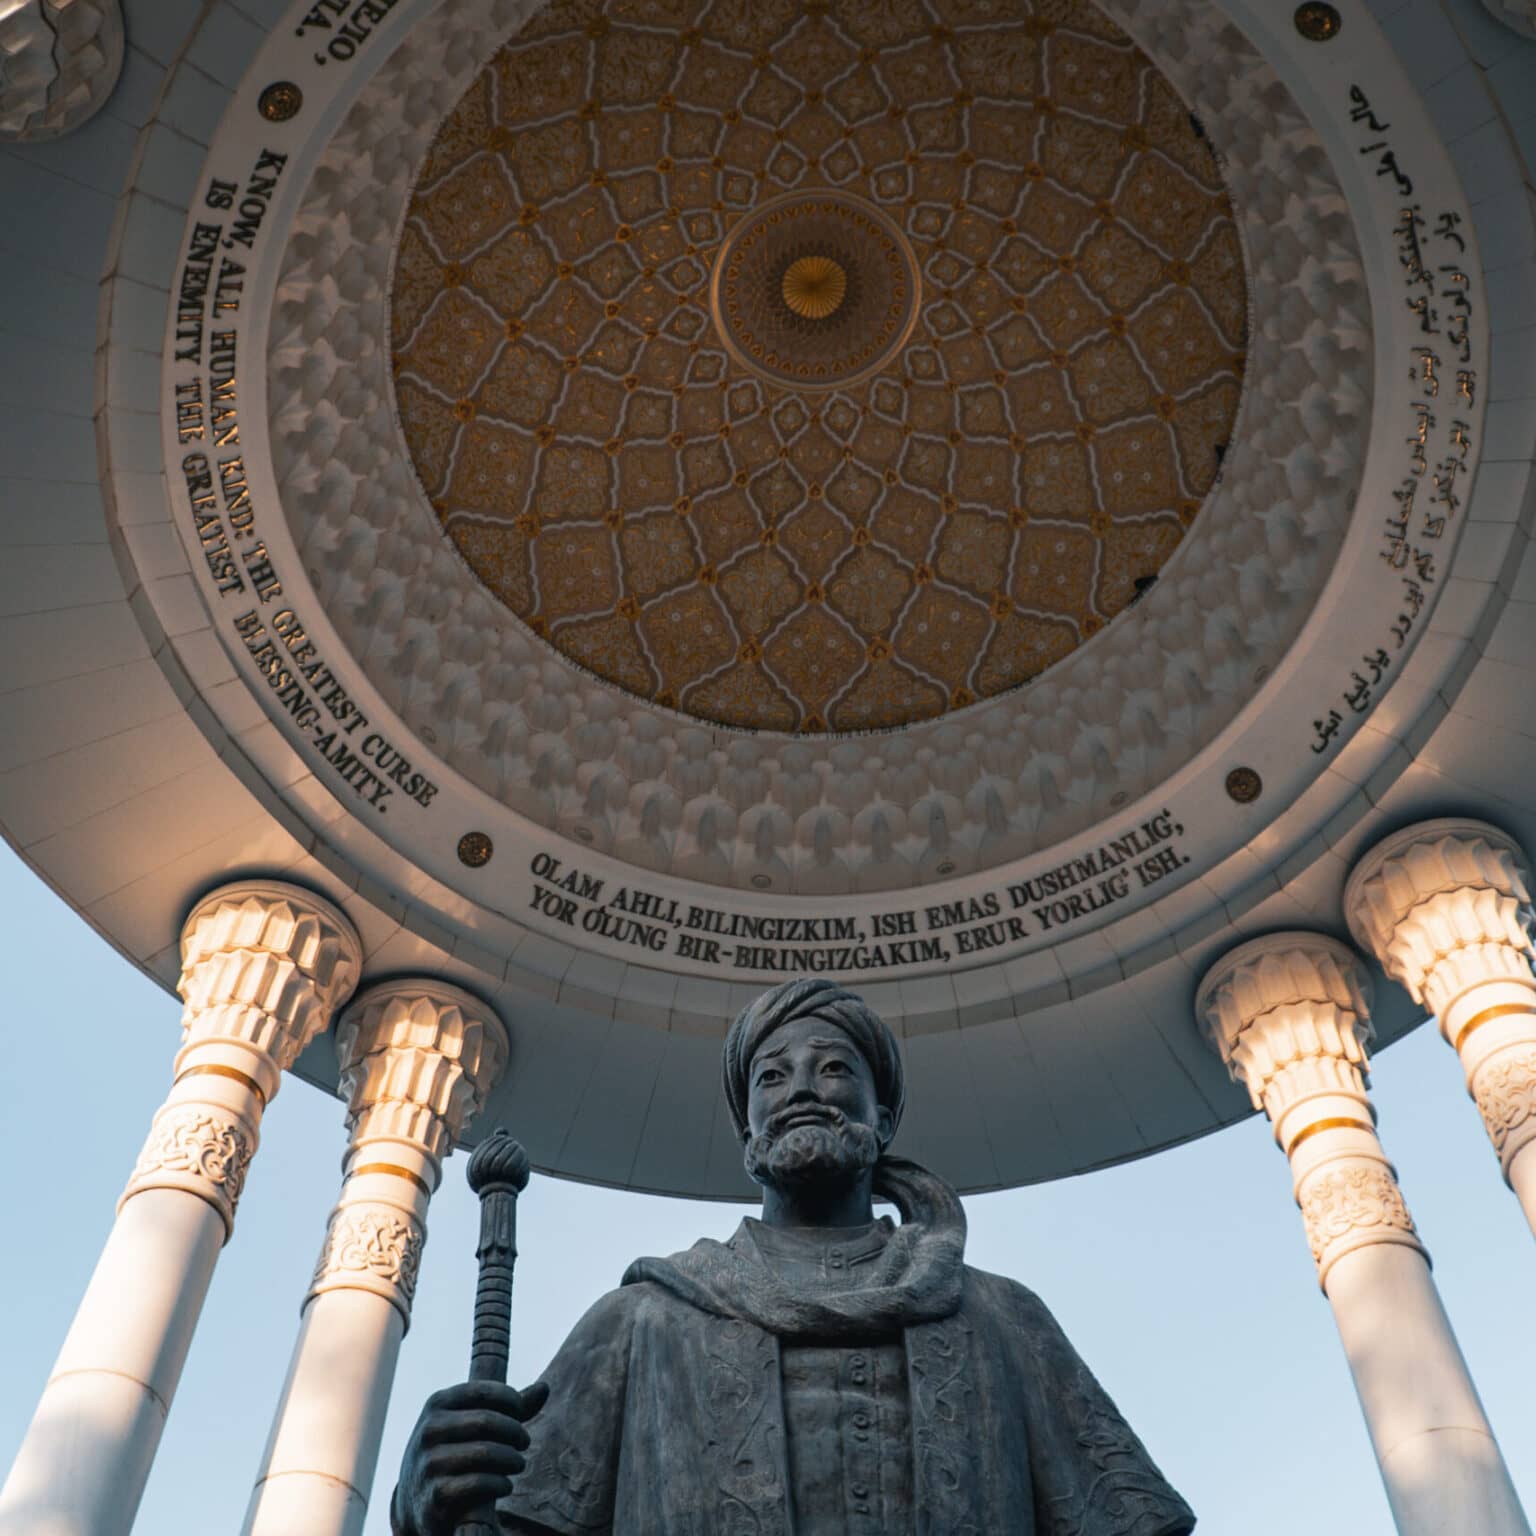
{"left": 178, "top": 881, "right": 363, "bottom": 1074}
{"left": 1472, "top": 1048, "right": 1536, "bottom": 1161}
{"left": 310, "top": 1202, "right": 425, "bottom": 1315}
{"left": 336, "top": 980, "right": 509, "bottom": 1162}
{"left": 126, "top": 1105, "right": 255, "bottom": 1227}
{"left": 1299, "top": 1162, "right": 1419, "bottom": 1278}
{"left": 0, "top": 0, "right": 123, "bottom": 141}
{"left": 1344, "top": 819, "right": 1536, "bottom": 1014}
{"left": 1196, "top": 933, "right": 1373, "bottom": 1113}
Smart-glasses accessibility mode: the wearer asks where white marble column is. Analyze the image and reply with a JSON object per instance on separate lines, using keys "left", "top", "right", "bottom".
{"left": 1198, "top": 933, "right": 1530, "bottom": 1536}
{"left": 1346, "top": 818, "right": 1536, "bottom": 1236}
{"left": 0, "top": 881, "right": 361, "bottom": 1536}
{"left": 242, "top": 980, "right": 509, "bottom": 1536}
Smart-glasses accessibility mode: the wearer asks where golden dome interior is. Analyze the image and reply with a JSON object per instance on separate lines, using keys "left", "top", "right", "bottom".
{"left": 391, "top": 0, "right": 1247, "bottom": 733}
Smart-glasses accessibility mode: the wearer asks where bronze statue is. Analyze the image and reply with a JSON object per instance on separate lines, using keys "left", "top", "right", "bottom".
{"left": 391, "top": 978, "right": 1195, "bottom": 1535}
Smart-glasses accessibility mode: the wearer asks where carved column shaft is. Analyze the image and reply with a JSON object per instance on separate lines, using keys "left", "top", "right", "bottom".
{"left": 1346, "top": 819, "right": 1536, "bottom": 1235}
{"left": 1199, "top": 934, "right": 1530, "bottom": 1536}
{"left": 0, "top": 883, "right": 360, "bottom": 1536}
{"left": 243, "top": 981, "right": 509, "bottom": 1536}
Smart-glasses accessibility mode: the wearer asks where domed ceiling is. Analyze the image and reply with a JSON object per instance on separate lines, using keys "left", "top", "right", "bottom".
{"left": 391, "top": 0, "right": 1247, "bottom": 733}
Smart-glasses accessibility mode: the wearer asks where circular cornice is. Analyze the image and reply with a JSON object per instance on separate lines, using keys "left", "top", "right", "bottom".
{"left": 121, "top": 0, "right": 1488, "bottom": 1011}
{"left": 270, "top": 0, "right": 1367, "bottom": 893}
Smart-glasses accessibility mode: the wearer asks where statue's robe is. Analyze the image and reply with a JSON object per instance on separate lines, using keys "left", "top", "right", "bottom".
{"left": 500, "top": 1159, "right": 1194, "bottom": 1536}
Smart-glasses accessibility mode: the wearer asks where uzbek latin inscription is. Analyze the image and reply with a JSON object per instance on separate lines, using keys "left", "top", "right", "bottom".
{"left": 524, "top": 810, "right": 1191, "bottom": 975}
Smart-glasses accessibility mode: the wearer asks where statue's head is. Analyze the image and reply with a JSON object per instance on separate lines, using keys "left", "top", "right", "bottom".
{"left": 722, "top": 978, "right": 904, "bottom": 1192}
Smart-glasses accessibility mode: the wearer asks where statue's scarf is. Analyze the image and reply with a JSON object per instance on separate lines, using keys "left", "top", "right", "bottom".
{"left": 621, "top": 1156, "right": 966, "bottom": 1337}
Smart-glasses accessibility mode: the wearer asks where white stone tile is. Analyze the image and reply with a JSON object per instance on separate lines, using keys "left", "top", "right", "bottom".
{"left": 556, "top": 952, "right": 625, "bottom": 1019}
{"left": 1015, "top": 995, "right": 1138, "bottom": 1174}
{"left": 0, "top": 654, "right": 180, "bottom": 774}
{"left": 507, "top": 930, "right": 575, "bottom": 998}
{"left": 104, "top": 343, "right": 162, "bottom": 411}
{"left": 30, "top": 759, "right": 257, "bottom": 905}
{"left": 0, "top": 332, "right": 93, "bottom": 414}
{"left": 626, "top": 1031, "right": 718, "bottom": 1196}
{"left": 670, "top": 974, "right": 732, "bottom": 1034}
{"left": 1485, "top": 258, "right": 1536, "bottom": 332}
{"left": 99, "top": 403, "right": 162, "bottom": 475}
{"left": 556, "top": 1024, "right": 668, "bottom": 1185}
{"left": 621, "top": 964, "right": 676, "bottom": 1029}
{"left": 1469, "top": 188, "right": 1536, "bottom": 272}
{"left": 174, "top": 628, "right": 239, "bottom": 694}
{"left": 133, "top": 122, "right": 205, "bottom": 210}
{"left": 1382, "top": 4, "right": 1470, "bottom": 88}
{"left": 0, "top": 709, "right": 205, "bottom": 843}
{"left": 0, "top": 478, "right": 108, "bottom": 544}
{"left": 1444, "top": 653, "right": 1536, "bottom": 736}
{"left": 228, "top": 0, "right": 293, "bottom": 29}
{"left": 106, "top": 46, "right": 170, "bottom": 131}
{"left": 185, "top": 5, "right": 267, "bottom": 88}
{"left": 1425, "top": 61, "right": 1497, "bottom": 144}
{"left": 85, "top": 803, "right": 312, "bottom": 960}
{"left": 0, "top": 406, "right": 96, "bottom": 481}
{"left": 1446, "top": 0, "right": 1524, "bottom": 68}
{"left": 1481, "top": 393, "right": 1536, "bottom": 463}
{"left": 119, "top": 521, "right": 189, "bottom": 585}
{"left": 951, "top": 963, "right": 1012, "bottom": 1028}
{"left": 1429, "top": 574, "right": 1499, "bottom": 638}
{"left": 1467, "top": 458, "right": 1533, "bottom": 523}
{"left": 125, "top": 0, "right": 212, "bottom": 67}
{"left": 898, "top": 971, "right": 958, "bottom": 1034}
{"left": 0, "top": 111, "right": 139, "bottom": 197}
{"left": 233, "top": 718, "right": 310, "bottom": 790}
{"left": 1489, "top": 320, "right": 1536, "bottom": 402}
{"left": 1483, "top": 595, "right": 1536, "bottom": 663}
{"left": 1417, "top": 711, "right": 1534, "bottom": 816}
{"left": 115, "top": 191, "right": 187, "bottom": 289}
{"left": 1450, "top": 515, "right": 1520, "bottom": 583}
{"left": 952, "top": 1016, "right": 1073, "bottom": 1185}
{"left": 0, "top": 544, "right": 123, "bottom": 616}
{"left": 0, "top": 250, "right": 96, "bottom": 344}
{"left": 110, "top": 468, "right": 172, "bottom": 528}
{"left": 156, "top": 65, "right": 230, "bottom": 151}
{"left": 104, "top": 276, "right": 171, "bottom": 352}
{"left": 0, "top": 602, "right": 150, "bottom": 690}
{"left": 1002, "top": 946, "right": 1070, "bottom": 1010}
{"left": 895, "top": 1031, "right": 997, "bottom": 1189}
{"left": 0, "top": 160, "right": 116, "bottom": 282}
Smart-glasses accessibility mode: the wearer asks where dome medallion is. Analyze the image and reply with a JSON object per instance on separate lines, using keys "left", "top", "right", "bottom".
{"left": 711, "top": 191, "right": 921, "bottom": 391}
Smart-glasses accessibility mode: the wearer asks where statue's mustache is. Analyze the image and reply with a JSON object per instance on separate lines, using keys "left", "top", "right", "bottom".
{"left": 764, "top": 1103, "right": 848, "bottom": 1138}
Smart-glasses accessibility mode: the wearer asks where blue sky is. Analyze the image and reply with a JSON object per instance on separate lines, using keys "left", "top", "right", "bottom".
{"left": 1, "top": 841, "right": 1532, "bottom": 1533}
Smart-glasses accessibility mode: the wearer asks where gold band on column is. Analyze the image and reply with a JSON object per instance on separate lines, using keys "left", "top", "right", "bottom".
{"left": 1284, "top": 1115, "right": 1376, "bottom": 1156}
{"left": 175, "top": 1062, "right": 268, "bottom": 1107}
{"left": 1453, "top": 1001, "right": 1535, "bottom": 1054}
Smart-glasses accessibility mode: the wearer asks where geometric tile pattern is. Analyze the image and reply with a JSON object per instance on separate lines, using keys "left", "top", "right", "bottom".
{"left": 393, "top": 0, "right": 1246, "bottom": 732}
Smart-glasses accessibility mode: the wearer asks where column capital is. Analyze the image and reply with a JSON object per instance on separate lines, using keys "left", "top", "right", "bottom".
{"left": 1344, "top": 818, "right": 1536, "bottom": 1024}
{"left": 1197, "top": 932, "right": 1373, "bottom": 1116}
{"left": 335, "top": 978, "right": 509, "bottom": 1167}
{"left": 178, "top": 879, "right": 364, "bottom": 1084}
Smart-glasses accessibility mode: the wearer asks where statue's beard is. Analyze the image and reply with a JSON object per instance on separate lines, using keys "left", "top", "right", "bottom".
{"left": 744, "top": 1106, "right": 882, "bottom": 1190}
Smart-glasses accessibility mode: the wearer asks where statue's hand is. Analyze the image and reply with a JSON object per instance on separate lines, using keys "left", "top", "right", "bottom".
{"left": 391, "top": 1379, "right": 549, "bottom": 1536}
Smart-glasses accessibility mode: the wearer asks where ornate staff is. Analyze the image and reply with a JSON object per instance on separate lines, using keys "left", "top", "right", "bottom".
{"left": 457, "top": 1127, "right": 530, "bottom": 1536}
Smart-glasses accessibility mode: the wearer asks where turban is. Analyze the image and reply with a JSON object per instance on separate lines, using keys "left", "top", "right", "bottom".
{"left": 722, "top": 977, "right": 905, "bottom": 1140}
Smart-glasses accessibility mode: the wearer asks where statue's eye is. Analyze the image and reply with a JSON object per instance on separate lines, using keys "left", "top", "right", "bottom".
{"left": 822, "top": 1059, "right": 849, "bottom": 1074}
